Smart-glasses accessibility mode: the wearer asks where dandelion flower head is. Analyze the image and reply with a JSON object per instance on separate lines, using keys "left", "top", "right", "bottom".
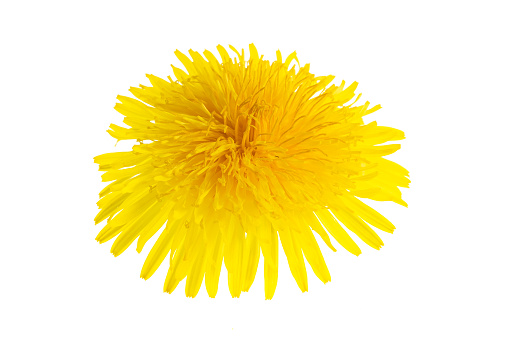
{"left": 94, "top": 44, "right": 410, "bottom": 299}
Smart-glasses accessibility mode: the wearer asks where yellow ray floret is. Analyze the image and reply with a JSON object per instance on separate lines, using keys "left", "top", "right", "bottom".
{"left": 94, "top": 44, "right": 409, "bottom": 299}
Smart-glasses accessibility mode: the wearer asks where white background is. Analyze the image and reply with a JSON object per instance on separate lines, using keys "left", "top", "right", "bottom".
{"left": 1, "top": 0, "right": 508, "bottom": 338}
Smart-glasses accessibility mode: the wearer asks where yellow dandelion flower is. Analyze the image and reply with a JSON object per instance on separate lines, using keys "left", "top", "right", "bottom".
{"left": 94, "top": 44, "right": 409, "bottom": 299}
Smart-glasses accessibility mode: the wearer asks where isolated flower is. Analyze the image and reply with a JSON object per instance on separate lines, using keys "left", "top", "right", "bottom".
{"left": 94, "top": 44, "right": 409, "bottom": 299}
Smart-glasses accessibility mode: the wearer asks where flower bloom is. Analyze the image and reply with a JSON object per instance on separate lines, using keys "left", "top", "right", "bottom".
{"left": 94, "top": 44, "right": 409, "bottom": 299}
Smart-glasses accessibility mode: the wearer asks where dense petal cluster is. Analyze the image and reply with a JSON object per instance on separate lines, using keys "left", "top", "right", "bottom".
{"left": 94, "top": 44, "right": 409, "bottom": 298}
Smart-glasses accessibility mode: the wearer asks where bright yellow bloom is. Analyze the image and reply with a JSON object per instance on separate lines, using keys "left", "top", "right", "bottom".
{"left": 94, "top": 44, "right": 409, "bottom": 299}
